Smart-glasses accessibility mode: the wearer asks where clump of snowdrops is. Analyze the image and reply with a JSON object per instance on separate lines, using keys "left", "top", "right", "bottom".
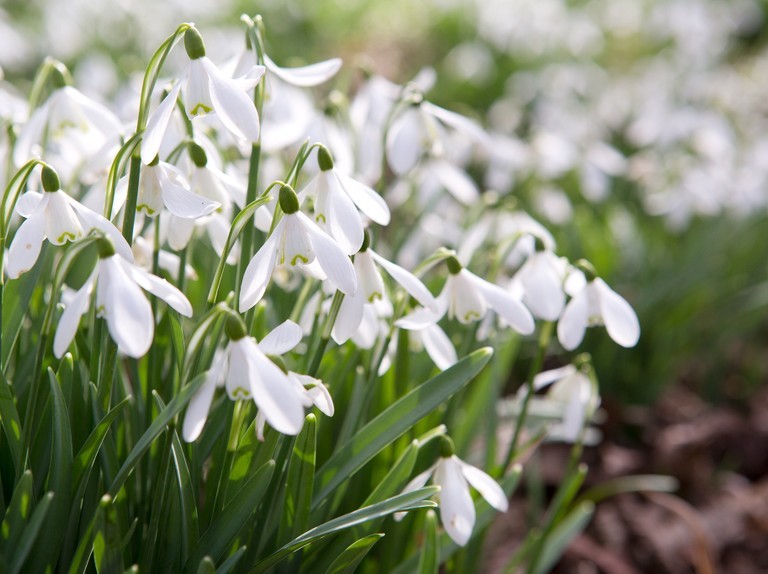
{"left": 0, "top": 16, "right": 671, "bottom": 573}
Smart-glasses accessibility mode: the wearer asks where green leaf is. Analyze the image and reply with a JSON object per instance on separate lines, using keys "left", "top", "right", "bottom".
{"left": 417, "top": 510, "right": 438, "bottom": 574}
{"left": 170, "top": 426, "right": 200, "bottom": 562}
{"left": 2, "top": 254, "right": 46, "bottom": 370}
{"left": 184, "top": 459, "right": 275, "bottom": 571}
{"left": 576, "top": 474, "right": 679, "bottom": 506}
{"left": 325, "top": 534, "right": 384, "bottom": 574}
{"left": 8, "top": 491, "right": 54, "bottom": 574}
{"left": 216, "top": 546, "right": 246, "bottom": 574}
{"left": 250, "top": 486, "right": 439, "bottom": 573}
{"left": 313, "top": 348, "right": 492, "bottom": 508}
{"left": 0, "top": 470, "right": 34, "bottom": 557}
{"left": 94, "top": 495, "right": 123, "bottom": 574}
{"left": 0, "top": 370, "right": 22, "bottom": 474}
{"left": 169, "top": 312, "right": 186, "bottom": 377}
{"left": 196, "top": 557, "right": 216, "bottom": 574}
{"left": 109, "top": 374, "right": 206, "bottom": 496}
{"left": 279, "top": 413, "right": 316, "bottom": 544}
{"left": 530, "top": 501, "right": 595, "bottom": 574}
{"left": 67, "top": 495, "right": 103, "bottom": 574}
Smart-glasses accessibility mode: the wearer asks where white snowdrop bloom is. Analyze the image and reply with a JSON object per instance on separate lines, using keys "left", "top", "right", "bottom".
{"left": 512, "top": 244, "right": 568, "bottom": 322}
{"left": 557, "top": 264, "right": 640, "bottom": 351}
{"left": 14, "top": 82, "right": 122, "bottom": 178}
{"left": 396, "top": 257, "right": 534, "bottom": 336}
{"left": 378, "top": 325, "right": 458, "bottom": 376}
{"left": 299, "top": 147, "right": 390, "bottom": 255}
{"left": 395, "top": 437, "right": 508, "bottom": 546}
{"left": 332, "top": 235, "right": 437, "bottom": 345}
{"left": 6, "top": 166, "right": 131, "bottom": 280}
{"left": 386, "top": 96, "right": 489, "bottom": 176}
{"left": 239, "top": 185, "right": 357, "bottom": 312}
{"left": 53, "top": 237, "right": 192, "bottom": 359}
{"left": 132, "top": 235, "right": 197, "bottom": 281}
{"left": 136, "top": 158, "right": 220, "bottom": 218}
{"left": 528, "top": 364, "right": 600, "bottom": 443}
{"left": 182, "top": 318, "right": 311, "bottom": 442}
{"left": 141, "top": 28, "right": 265, "bottom": 165}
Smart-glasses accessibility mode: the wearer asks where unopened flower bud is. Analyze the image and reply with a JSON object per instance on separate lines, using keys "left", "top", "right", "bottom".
{"left": 184, "top": 28, "right": 206, "bottom": 60}
{"left": 188, "top": 143, "right": 208, "bottom": 168}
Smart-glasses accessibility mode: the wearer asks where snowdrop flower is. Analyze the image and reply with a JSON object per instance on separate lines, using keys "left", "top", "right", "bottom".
{"left": 136, "top": 156, "right": 220, "bottom": 218}
{"left": 6, "top": 165, "right": 131, "bottom": 279}
{"left": 511, "top": 240, "right": 567, "bottom": 321}
{"left": 132, "top": 235, "right": 197, "bottom": 281}
{"left": 332, "top": 232, "right": 437, "bottom": 344}
{"left": 396, "top": 256, "right": 534, "bottom": 336}
{"left": 53, "top": 237, "right": 192, "bottom": 359}
{"left": 557, "top": 261, "right": 640, "bottom": 351}
{"left": 395, "top": 436, "right": 508, "bottom": 546}
{"left": 299, "top": 146, "right": 390, "bottom": 255}
{"left": 141, "top": 27, "right": 264, "bottom": 165}
{"left": 239, "top": 184, "right": 357, "bottom": 311}
{"left": 182, "top": 317, "right": 311, "bottom": 442}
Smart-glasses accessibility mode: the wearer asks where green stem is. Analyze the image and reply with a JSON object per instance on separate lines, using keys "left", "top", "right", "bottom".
{"left": 306, "top": 290, "right": 345, "bottom": 377}
{"left": 235, "top": 142, "right": 262, "bottom": 304}
{"left": 121, "top": 154, "right": 142, "bottom": 244}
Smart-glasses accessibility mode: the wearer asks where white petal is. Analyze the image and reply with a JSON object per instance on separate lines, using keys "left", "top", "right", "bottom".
{"left": 304, "top": 382, "right": 334, "bottom": 417}
{"left": 595, "top": 279, "right": 640, "bottom": 348}
{"left": 53, "top": 271, "right": 96, "bottom": 358}
{"left": 395, "top": 286, "right": 448, "bottom": 330}
{"left": 141, "top": 81, "right": 182, "bottom": 165}
{"left": 64, "top": 87, "right": 123, "bottom": 140}
{"left": 466, "top": 271, "right": 535, "bottom": 335}
{"left": 6, "top": 210, "right": 46, "bottom": 279}
{"left": 436, "top": 457, "right": 475, "bottom": 546}
{"left": 519, "top": 255, "right": 565, "bottom": 321}
{"left": 238, "top": 338, "right": 305, "bottom": 435}
{"left": 259, "top": 320, "right": 303, "bottom": 355}
{"left": 119, "top": 258, "right": 193, "bottom": 317}
{"left": 326, "top": 175, "right": 364, "bottom": 255}
{"left": 160, "top": 169, "right": 221, "bottom": 219}
{"left": 394, "top": 465, "right": 436, "bottom": 522}
{"left": 239, "top": 228, "right": 279, "bottom": 311}
{"left": 67, "top": 197, "right": 134, "bottom": 261}
{"left": 532, "top": 365, "right": 577, "bottom": 392}
{"left": 204, "top": 59, "right": 260, "bottom": 142}
{"left": 186, "top": 60, "right": 212, "bottom": 117}
{"left": 355, "top": 251, "right": 385, "bottom": 302}
{"left": 386, "top": 108, "right": 424, "bottom": 175}
{"left": 44, "top": 191, "right": 83, "bottom": 245}
{"left": 298, "top": 212, "right": 357, "bottom": 296}
{"left": 331, "top": 289, "right": 365, "bottom": 345}
{"left": 370, "top": 250, "right": 437, "bottom": 311}
{"left": 422, "top": 101, "right": 489, "bottom": 146}
{"left": 15, "top": 191, "right": 43, "bottom": 217}
{"left": 557, "top": 290, "right": 590, "bottom": 351}
{"left": 335, "top": 172, "right": 391, "bottom": 226}
{"left": 14, "top": 105, "right": 47, "bottom": 165}
{"left": 420, "top": 324, "right": 457, "bottom": 371}
{"left": 430, "top": 159, "right": 479, "bottom": 205}
{"left": 265, "top": 55, "right": 342, "bottom": 87}
{"left": 448, "top": 272, "right": 487, "bottom": 325}
{"left": 458, "top": 458, "right": 508, "bottom": 512}
{"left": 182, "top": 375, "right": 217, "bottom": 442}
{"left": 99, "top": 257, "right": 154, "bottom": 358}
{"left": 281, "top": 214, "right": 315, "bottom": 267}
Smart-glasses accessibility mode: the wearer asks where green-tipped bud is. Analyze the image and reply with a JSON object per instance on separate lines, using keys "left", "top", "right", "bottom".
{"left": 41, "top": 165, "right": 61, "bottom": 192}
{"left": 446, "top": 255, "right": 462, "bottom": 275}
{"left": 188, "top": 143, "right": 208, "bottom": 168}
{"left": 533, "top": 235, "right": 546, "bottom": 252}
{"left": 225, "top": 314, "right": 247, "bottom": 341}
{"left": 317, "top": 146, "right": 334, "bottom": 172}
{"left": 267, "top": 354, "right": 288, "bottom": 374}
{"left": 184, "top": 28, "right": 206, "bottom": 60}
{"left": 439, "top": 435, "right": 456, "bottom": 458}
{"left": 575, "top": 259, "right": 597, "bottom": 282}
{"left": 360, "top": 230, "right": 371, "bottom": 252}
{"left": 96, "top": 237, "right": 116, "bottom": 259}
{"left": 279, "top": 184, "right": 300, "bottom": 214}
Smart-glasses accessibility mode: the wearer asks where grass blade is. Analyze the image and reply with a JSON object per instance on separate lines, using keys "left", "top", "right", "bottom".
{"left": 417, "top": 509, "right": 438, "bottom": 574}
{"left": 8, "top": 491, "right": 54, "bottom": 574}
{"left": 325, "top": 534, "right": 384, "bottom": 574}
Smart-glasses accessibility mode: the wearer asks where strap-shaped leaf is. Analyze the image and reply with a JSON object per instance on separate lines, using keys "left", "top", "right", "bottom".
{"left": 0, "top": 370, "right": 22, "bottom": 474}
{"left": 417, "top": 509, "right": 438, "bottom": 574}
{"left": 530, "top": 501, "right": 595, "bottom": 574}
{"left": 0, "top": 471, "right": 34, "bottom": 556}
{"left": 278, "top": 413, "right": 317, "bottom": 544}
{"left": 325, "top": 534, "right": 384, "bottom": 574}
{"left": 8, "top": 491, "right": 54, "bottom": 574}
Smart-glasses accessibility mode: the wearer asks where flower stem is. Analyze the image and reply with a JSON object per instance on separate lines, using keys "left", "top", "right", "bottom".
{"left": 121, "top": 154, "right": 142, "bottom": 244}
{"left": 306, "top": 290, "right": 344, "bottom": 377}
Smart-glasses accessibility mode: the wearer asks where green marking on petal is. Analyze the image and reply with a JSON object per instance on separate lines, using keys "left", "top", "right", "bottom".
{"left": 367, "top": 292, "right": 382, "bottom": 303}
{"left": 190, "top": 103, "right": 212, "bottom": 116}
{"left": 463, "top": 311, "right": 481, "bottom": 322}
{"left": 290, "top": 254, "right": 309, "bottom": 266}
{"left": 315, "top": 213, "right": 326, "bottom": 223}
{"left": 231, "top": 387, "right": 250, "bottom": 400}
{"left": 56, "top": 231, "right": 79, "bottom": 243}
{"left": 137, "top": 204, "right": 156, "bottom": 216}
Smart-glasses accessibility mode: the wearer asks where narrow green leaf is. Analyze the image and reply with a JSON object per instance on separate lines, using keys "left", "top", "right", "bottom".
{"left": 0, "top": 470, "right": 33, "bottom": 557}
{"left": 576, "top": 474, "right": 679, "bottom": 506}
{"left": 313, "top": 348, "right": 492, "bottom": 508}
{"left": 109, "top": 374, "right": 206, "bottom": 496}
{"left": 251, "top": 486, "right": 439, "bottom": 574}
{"left": 170, "top": 426, "right": 200, "bottom": 562}
{"left": 279, "top": 414, "right": 316, "bottom": 544}
{"left": 417, "top": 510, "right": 438, "bottom": 574}
{"left": 216, "top": 546, "right": 246, "bottom": 574}
{"left": 325, "top": 534, "right": 384, "bottom": 574}
{"left": 184, "top": 459, "right": 275, "bottom": 571}
{"left": 530, "top": 501, "right": 595, "bottom": 574}
{"left": 0, "top": 370, "right": 22, "bottom": 474}
{"left": 94, "top": 495, "right": 123, "bottom": 574}
{"left": 67, "top": 495, "right": 103, "bottom": 574}
{"left": 8, "top": 491, "right": 54, "bottom": 574}
{"left": 169, "top": 312, "right": 186, "bottom": 376}
{"left": 196, "top": 557, "right": 216, "bottom": 574}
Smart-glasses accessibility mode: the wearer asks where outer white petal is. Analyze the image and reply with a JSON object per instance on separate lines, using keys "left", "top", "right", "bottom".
{"left": 204, "top": 59, "right": 260, "bottom": 142}
{"left": 557, "top": 290, "right": 590, "bottom": 351}
{"left": 160, "top": 172, "right": 221, "bottom": 219}
{"left": 119, "top": 258, "right": 193, "bottom": 317}
{"left": 370, "top": 250, "right": 437, "bottom": 310}
{"left": 595, "top": 279, "right": 640, "bottom": 348}
{"left": 326, "top": 176, "right": 364, "bottom": 255}
{"left": 386, "top": 108, "right": 424, "bottom": 175}
{"left": 532, "top": 365, "right": 578, "bottom": 392}
{"left": 298, "top": 212, "right": 357, "bottom": 296}
{"left": 64, "top": 87, "right": 123, "bottom": 140}
{"left": 559, "top": 380, "right": 587, "bottom": 443}
{"left": 422, "top": 101, "right": 489, "bottom": 147}
{"left": 99, "top": 257, "right": 154, "bottom": 358}
{"left": 15, "top": 191, "right": 43, "bottom": 217}
{"left": 303, "top": 381, "right": 334, "bottom": 417}
{"left": 239, "top": 338, "right": 305, "bottom": 435}
{"left": 239, "top": 228, "right": 280, "bottom": 311}
{"left": 436, "top": 457, "right": 475, "bottom": 546}
{"left": 393, "top": 465, "right": 436, "bottom": 522}
{"left": 182, "top": 374, "right": 217, "bottom": 442}
{"left": 259, "top": 320, "right": 303, "bottom": 355}
{"left": 66, "top": 197, "right": 134, "bottom": 261}
{"left": 6, "top": 210, "right": 46, "bottom": 279}
{"left": 466, "top": 271, "right": 535, "bottom": 335}
{"left": 519, "top": 254, "right": 565, "bottom": 322}
{"left": 142, "top": 81, "right": 183, "bottom": 165}
{"left": 335, "top": 172, "right": 391, "bottom": 226}
{"left": 53, "top": 271, "right": 97, "bottom": 358}
{"left": 332, "top": 289, "right": 365, "bottom": 345}
{"left": 265, "top": 55, "right": 342, "bottom": 87}
{"left": 395, "top": 286, "right": 448, "bottom": 330}
{"left": 14, "top": 104, "right": 48, "bottom": 165}
{"left": 420, "top": 324, "right": 457, "bottom": 371}
{"left": 430, "top": 159, "right": 480, "bottom": 205}
{"left": 457, "top": 458, "right": 509, "bottom": 512}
